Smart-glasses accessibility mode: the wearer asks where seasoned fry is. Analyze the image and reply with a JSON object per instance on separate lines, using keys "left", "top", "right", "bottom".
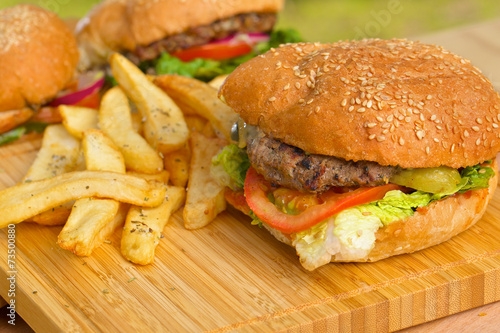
{"left": 26, "top": 208, "right": 72, "bottom": 226}
{"left": 184, "top": 115, "right": 208, "bottom": 133}
{"left": 83, "top": 129, "right": 125, "bottom": 173}
{"left": 23, "top": 124, "right": 81, "bottom": 226}
{"left": 154, "top": 75, "right": 238, "bottom": 142}
{"left": 23, "top": 124, "right": 81, "bottom": 182}
{"left": 99, "top": 86, "right": 163, "bottom": 174}
{"left": 110, "top": 53, "right": 189, "bottom": 154}
{"left": 130, "top": 111, "right": 143, "bottom": 134}
{"left": 208, "top": 74, "right": 228, "bottom": 90}
{"left": 183, "top": 132, "right": 227, "bottom": 229}
{"left": 58, "top": 129, "right": 127, "bottom": 255}
{"left": 127, "top": 170, "right": 170, "bottom": 184}
{"left": 201, "top": 121, "right": 216, "bottom": 138}
{"left": 59, "top": 105, "right": 98, "bottom": 139}
{"left": 121, "top": 185, "right": 185, "bottom": 265}
{"left": 59, "top": 199, "right": 124, "bottom": 255}
{"left": 163, "top": 143, "right": 190, "bottom": 187}
{"left": 0, "top": 170, "right": 166, "bottom": 227}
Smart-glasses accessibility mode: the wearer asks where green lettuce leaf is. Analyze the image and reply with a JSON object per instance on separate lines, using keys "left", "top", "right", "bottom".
{"left": 0, "top": 122, "right": 48, "bottom": 147}
{"left": 458, "top": 164, "right": 494, "bottom": 193}
{"left": 211, "top": 144, "right": 250, "bottom": 190}
{"left": 154, "top": 53, "right": 225, "bottom": 81}
{"left": 150, "top": 29, "right": 303, "bottom": 82}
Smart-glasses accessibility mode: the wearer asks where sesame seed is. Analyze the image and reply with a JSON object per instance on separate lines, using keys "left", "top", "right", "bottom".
{"left": 464, "top": 130, "right": 469, "bottom": 137}
{"left": 376, "top": 135, "right": 386, "bottom": 142}
{"left": 416, "top": 130, "right": 425, "bottom": 140}
{"left": 315, "top": 106, "right": 320, "bottom": 113}
{"left": 348, "top": 106, "right": 355, "bottom": 112}
{"left": 426, "top": 147, "right": 430, "bottom": 154}
{"left": 399, "top": 137, "right": 405, "bottom": 145}
{"left": 369, "top": 134, "right": 376, "bottom": 140}
{"left": 357, "top": 107, "right": 366, "bottom": 113}
{"left": 283, "top": 83, "right": 290, "bottom": 90}
{"left": 295, "top": 82, "right": 301, "bottom": 89}
{"left": 306, "top": 99, "right": 314, "bottom": 104}
{"left": 268, "top": 97, "right": 276, "bottom": 102}
{"left": 476, "top": 118, "right": 483, "bottom": 124}
{"left": 472, "top": 126, "right": 480, "bottom": 132}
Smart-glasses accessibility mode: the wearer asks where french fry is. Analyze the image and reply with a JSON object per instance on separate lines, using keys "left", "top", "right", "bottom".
{"left": 58, "top": 199, "right": 125, "bottom": 256}
{"left": 184, "top": 115, "right": 208, "bottom": 133}
{"left": 59, "top": 105, "right": 98, "bottom": 139}
{"left": 23, "top": 124, "right": 81, "bottom": 182}
{"left": 110, "top": 53, "right": 189, "bottom": 154}
{"left": 127, "top": 170, "right": 170, "bottom": 184}
{"left": 201, "top": 121, "right": 216, "bottom": 138}
{"left": 163, "top": 143, "right": 190, "bottom": 187}
{"left": 208, "top": 74, "right": 228, "bottom": 90}
{"left": 83, "top": 129, "right": 125, "bottom": 173}
{"left": 58, "top": 129, "right": 127, "bottom": 256}
{"left": 0, "top": 108, "right": 34, "bottom": 134}
{"left": 183, "top": 132, "right": 227, "bottom": 229}
{"left": 130, "top": 111, "right": 143, "bottom": 134}
{"left": 99, "top": 86, "right": 163, "bottom": 174}
{"left": 153, "top": 75, "right": 238, "bottom": 142}
{"left": 121, "top": 185, "right": 185, "bottom": 265}
{"left": 23, "top": 124, "right": 81, "bottom": 226}
{"left": 0, "top": 170, "right": 166, "bottom": 227}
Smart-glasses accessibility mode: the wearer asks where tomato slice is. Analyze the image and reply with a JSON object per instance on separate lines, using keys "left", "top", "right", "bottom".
{"left": 72, "top": 89, "right": 101, "bottom": 109}
{"left": 29, "top": 106, "right": 63, "bottom": 124}
{"left": 224, "top": 188, "right": 251, "bottom": 216}
{"left": 172, "top": 42, "right": 253, "bottom": 62}
{"left": 244, "top": 166, "right": 403, "bottom": 234}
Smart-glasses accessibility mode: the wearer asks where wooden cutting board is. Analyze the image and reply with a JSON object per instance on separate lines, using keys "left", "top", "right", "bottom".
{"left": 0, "top": 135, "right": 500, "bottom": 333}
{"left": 2, "top": 19, "right": 500, "bottom": 333}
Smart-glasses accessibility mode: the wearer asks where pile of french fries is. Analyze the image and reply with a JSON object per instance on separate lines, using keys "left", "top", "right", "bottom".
{"left": 0, "top": 53, "right": 237, "bottom": 265}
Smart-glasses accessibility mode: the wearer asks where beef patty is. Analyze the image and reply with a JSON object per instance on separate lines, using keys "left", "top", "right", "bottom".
{"left": 134, "top": 12, "right": 277, "bottom": 62}
{"left": 246, "top": 131, "right": 400, "bottom": 192}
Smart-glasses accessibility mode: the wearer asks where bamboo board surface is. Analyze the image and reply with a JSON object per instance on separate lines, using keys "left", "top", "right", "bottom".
{"left": 2, "top": 19, "right": 500, "bottom": 333}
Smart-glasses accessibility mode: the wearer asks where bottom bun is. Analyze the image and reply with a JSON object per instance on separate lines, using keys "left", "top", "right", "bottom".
{"left": 366, "top": 158, "right": 498, "bottom": 262}
{"left": 232, "top": 159, "right": 498, "bottom": 268}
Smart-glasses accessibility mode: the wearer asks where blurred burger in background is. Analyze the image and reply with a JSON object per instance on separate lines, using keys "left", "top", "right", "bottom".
{"left": 0, "top": 4, "right": 104, "bottom": 146}
{"left": 76, "top": 0, "right": 302, "bottom": 81}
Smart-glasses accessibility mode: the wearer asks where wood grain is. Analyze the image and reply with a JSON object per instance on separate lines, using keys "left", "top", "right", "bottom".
{"left": 2, "top": 19, "right": 500, "bottom": 333}
{"left": 0, "top": 135, "right": 499, "bottom": 332}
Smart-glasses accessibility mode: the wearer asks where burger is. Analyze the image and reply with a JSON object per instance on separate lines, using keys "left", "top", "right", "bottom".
{"left": 0, "top": 4, "right": 101, "bottom": 146}
{"left": 212, "top": 39, "right": 500, "bottom": 271}
{"left": 75, "top": 0, "right": 301, "bottom": 81}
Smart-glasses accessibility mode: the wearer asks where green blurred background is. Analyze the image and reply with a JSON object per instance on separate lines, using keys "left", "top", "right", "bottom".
{"left": 2, "top": 0, "right": 500, "bottom": 41}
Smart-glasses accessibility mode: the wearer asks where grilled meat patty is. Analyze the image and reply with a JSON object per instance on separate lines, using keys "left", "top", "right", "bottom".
{"left": 246, "top": 131, "right": 400, "bottom": 192}
{"left": 134, "top": 12, "right": 277, "bottom": 62}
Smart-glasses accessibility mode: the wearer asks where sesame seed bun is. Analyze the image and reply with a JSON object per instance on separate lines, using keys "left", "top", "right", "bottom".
{"left": 219, "top": 39, "right": 500, "bottom": 169}
{"left": 0, "top": 5, "right": 79, "bottom": 111}
{"left": 76, "top": 0, "right": 284, "bottom": 70}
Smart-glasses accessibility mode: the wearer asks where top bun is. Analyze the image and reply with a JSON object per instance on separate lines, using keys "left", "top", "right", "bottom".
{"left": 76, "top": 0, "right": 284, "bottom": 69}
{"left": 220, "top": 39, "right": 500, "bottom": 169}
{"left": 0, "top": 4, "right": 79, "bottom": 111}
